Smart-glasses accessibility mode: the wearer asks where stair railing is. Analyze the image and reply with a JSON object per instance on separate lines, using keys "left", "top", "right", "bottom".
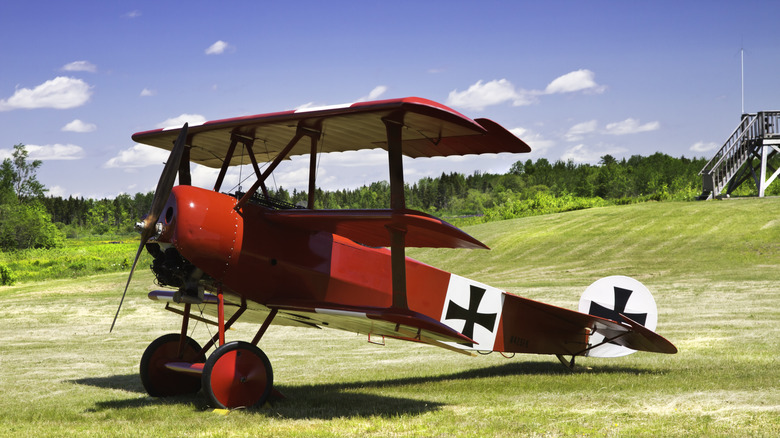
{"left": 699, "top": 114, "right": 759, "bottom": 197}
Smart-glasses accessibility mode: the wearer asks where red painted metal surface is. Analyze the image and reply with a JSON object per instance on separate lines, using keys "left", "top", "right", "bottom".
{"left": 158, "top": 186, "right": 472, "bottom": 344}
{"left": 153, "top": 184, "right": 677, "bottom": 357}
{"left": 162, "top": 185, "right": 460, "bottom": 314}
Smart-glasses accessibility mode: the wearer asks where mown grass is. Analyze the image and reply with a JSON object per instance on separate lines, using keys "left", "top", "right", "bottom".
{"left": 0, "top": 198, "right": 777, "bottom": 437}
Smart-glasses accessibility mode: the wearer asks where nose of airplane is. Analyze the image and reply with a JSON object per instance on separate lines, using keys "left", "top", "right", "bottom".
{"left": 165, "top": 185, "right": 244, "bottom": 281}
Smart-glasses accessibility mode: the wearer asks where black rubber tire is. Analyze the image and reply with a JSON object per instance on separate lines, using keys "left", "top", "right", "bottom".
{"left": 140, "top": 333, "right": 206, "bottom": 397}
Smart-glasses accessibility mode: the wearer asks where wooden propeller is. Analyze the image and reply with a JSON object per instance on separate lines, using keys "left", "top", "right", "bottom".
{"left": 110, "top": 124, "right": 189, "bottom": 332}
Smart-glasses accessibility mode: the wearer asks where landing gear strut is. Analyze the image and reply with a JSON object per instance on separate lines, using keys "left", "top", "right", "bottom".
{"left": 139, "top": 286, "right": 278, "bottom": 409}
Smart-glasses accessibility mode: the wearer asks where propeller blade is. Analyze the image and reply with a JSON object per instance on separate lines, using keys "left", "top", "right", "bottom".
{"left": 110, "top": 238, "right": 146, "bottom": 332}
{"left": 144, "top": 123, "right": 189, "bottom": 230}
{"left": 110, "top": 124, "right": 189, "bottom": 332}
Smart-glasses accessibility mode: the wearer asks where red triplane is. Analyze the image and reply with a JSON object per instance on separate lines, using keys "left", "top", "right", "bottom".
{"left": 113, "top": 97, "right": 676, "bottom": 409}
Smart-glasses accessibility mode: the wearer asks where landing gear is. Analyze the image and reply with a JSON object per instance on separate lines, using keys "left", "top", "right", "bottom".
{"left": 139, "top": 287, "right": 279, "bottom": 409}
{"left": 556, "top": 354, "right": 576, "bottom": 372}
{"left": 202, "top": 341, "right": 274, "bottom": 409}
{"left": 140, "top": 333, "right": 206, "bottom": 396}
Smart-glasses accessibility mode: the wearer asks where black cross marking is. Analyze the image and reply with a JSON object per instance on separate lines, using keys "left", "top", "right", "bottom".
{"left": 445, "top": 285, "right": 497, "bottom": 346}
{"left": 589, "top": 286, "right": 648, "bottom": 326}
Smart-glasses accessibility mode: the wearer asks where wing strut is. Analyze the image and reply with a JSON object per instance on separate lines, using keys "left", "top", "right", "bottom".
{"left": 307, "top": 134, "right": 318, "bottom": 209}
{"left": 214, "top": 133, "right": 269, "bottom": 198}
{"left": 214, "top": 136, "right": 239, "bottom": 192}
{"left": 236, "top": 124, "right": 320, "bottom": 210}
{"left": 384, "top": 114, "right": 408, "bottom": 310}
{"left": 243, "top": 138, "right": 269, "bottom": 199}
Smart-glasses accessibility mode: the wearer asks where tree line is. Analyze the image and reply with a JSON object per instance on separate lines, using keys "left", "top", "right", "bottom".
{"left": 4, "top": 143, "right": 759, "bottom": 252}
{"left": 0, "top": 145, "right": 65, "bottom": 251}
{"left": 273, "top": 153, "right": 711, "bottom": 214}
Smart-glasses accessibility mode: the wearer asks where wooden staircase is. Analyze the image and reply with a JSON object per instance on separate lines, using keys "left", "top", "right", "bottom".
{"left": 699, "top": 111, "right": 780, "bottom": 199}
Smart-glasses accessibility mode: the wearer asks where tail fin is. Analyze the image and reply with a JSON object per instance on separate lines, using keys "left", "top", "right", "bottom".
{"left": 578, "top": 276, "right": 659, "bottom": 358}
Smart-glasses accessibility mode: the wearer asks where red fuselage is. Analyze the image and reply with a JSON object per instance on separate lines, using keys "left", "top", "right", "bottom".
{"left": 158, "top": 185, "right": 452, "bottom": 319}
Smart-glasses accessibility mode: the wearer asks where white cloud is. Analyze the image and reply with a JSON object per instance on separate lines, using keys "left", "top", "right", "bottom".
{"left": 159, "top": 160, "right": 254, "bottom": 192}
{"left": 447, "top": 69, "right": 605, "bottom": 111}
{"left": 274, "top": 165, "right": 313, "bottom": 189}
{"left": 104, "top": 144, "right": 170, "bottom": 169}
{"left": 446, "top": 79, "right": 534, "bottom": 111}
{"left": 561, "top": 143, "right": 627, "bottom": 163}
{"left": 8, "top": 144, "right": 86, "bottom": 160}
{"left": 544, "top": 69, "right": 606, "bottom": 94}
{"left": 510, "top": 127, "right": 555, "bottom": 156}
{"left": 205, "top": 40, "right": 232, "bottom": 55}
{"left": 140, "top": 88, "right": 156, "bottom": 97}
{"left": 319, "top": 149, "right": 388, "bottom": 168}
{"left": 565, "top": 120, "right": 599, "bottom": 142}
{"left": 157, "top": 113, "right": 207, "bottom": 129}
{"left": 124, "top": 10, "right": 141, "bottom": 18}
{"left": 0, "top": 77, "right": 93, "bottom": 111}
{"left": 47, "top": 185, "right": 68, "bottom": 197}
{"left": 690, "top": 141, "right": 719, "bottom": 153}
{"left": 604, "top": 118, "right": 660, "bottom": 135}
{"left": 62, "top": 119, "right": 96, "bottom": 133}
{"left": 357, "top": 85, "right": 388, "bottom": 102}
{"left": 191, "top": 165, "right": 221, "bottom": 188}
{"left": 62, "top": 61, "right": 97, "bottom": 73}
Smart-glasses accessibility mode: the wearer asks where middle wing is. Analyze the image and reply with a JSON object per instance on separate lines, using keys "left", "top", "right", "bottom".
{"left": 263, "top": 208, "right": 488, "bottom": 250}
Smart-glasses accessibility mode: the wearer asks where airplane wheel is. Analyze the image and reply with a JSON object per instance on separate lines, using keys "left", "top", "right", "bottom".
{"left": 140, "top": 333, "right": 206, "bottom": 397}
{"left": 202, "top": 341, "right": 273, "bottom": 409}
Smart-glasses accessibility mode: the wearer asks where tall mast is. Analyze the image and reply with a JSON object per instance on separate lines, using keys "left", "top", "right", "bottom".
{"left": 741, "top": 48, "right": 744, "bottom": 114}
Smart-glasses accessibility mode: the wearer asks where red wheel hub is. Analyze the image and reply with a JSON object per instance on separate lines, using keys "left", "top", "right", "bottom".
{"left": 203, "top": 342, "right": 273, "bottom": 409}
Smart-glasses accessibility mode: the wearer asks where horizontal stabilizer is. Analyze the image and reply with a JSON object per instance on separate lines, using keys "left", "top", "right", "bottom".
{"left": 578, "top": 275, "right": 675, "bottom": 357}
{"left": 264, "top": 208, "right": 488, "bottom": 249}
{"left": 502, "top": 293, "right": 677, "bottom": 356}
{"left": 615, "top": 314, "right": 677, "bottom": 354}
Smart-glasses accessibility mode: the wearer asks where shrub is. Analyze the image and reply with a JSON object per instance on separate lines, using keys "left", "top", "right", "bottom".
{"left": 482, "top": 192, "right": 609, "bottom": 222}
{"left": 0, "top": 263, "right": 16, "bottom": 286}
{"left": 0, "top": 203, "right": 65, "bottom": 251}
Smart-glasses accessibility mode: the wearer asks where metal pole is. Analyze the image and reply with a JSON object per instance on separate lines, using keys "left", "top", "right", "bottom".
{"left": 741, "top": 48, "right": 745, "bottom": 115}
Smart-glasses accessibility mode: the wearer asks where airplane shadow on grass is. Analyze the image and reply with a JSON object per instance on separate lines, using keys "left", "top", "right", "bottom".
{"left": 71, "top": 361, "right": 653, "bottom": 419}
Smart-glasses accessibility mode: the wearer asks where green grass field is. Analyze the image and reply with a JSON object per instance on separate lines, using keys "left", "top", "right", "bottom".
{"left": 0, "top": 199, "right": 777, "bottom": 437}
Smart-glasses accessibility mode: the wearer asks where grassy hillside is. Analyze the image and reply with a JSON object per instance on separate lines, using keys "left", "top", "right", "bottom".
{"left": 0, "top": 199, "right": 777, "bottom": 437}
{"left": 415, "top": 198, "right": 779, "bottom": 286}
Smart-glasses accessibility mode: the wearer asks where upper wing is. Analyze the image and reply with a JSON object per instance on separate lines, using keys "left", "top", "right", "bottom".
{"left": 263, "top": 208, "right": 488, "bottom": 249}
{"left": 132, "top": 97, "right": 530, "bottom": 168}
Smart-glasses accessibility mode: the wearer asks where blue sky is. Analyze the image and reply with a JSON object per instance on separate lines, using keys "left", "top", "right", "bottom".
{"left": 1, "top": 1, "right": 778, "bottom": 199}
